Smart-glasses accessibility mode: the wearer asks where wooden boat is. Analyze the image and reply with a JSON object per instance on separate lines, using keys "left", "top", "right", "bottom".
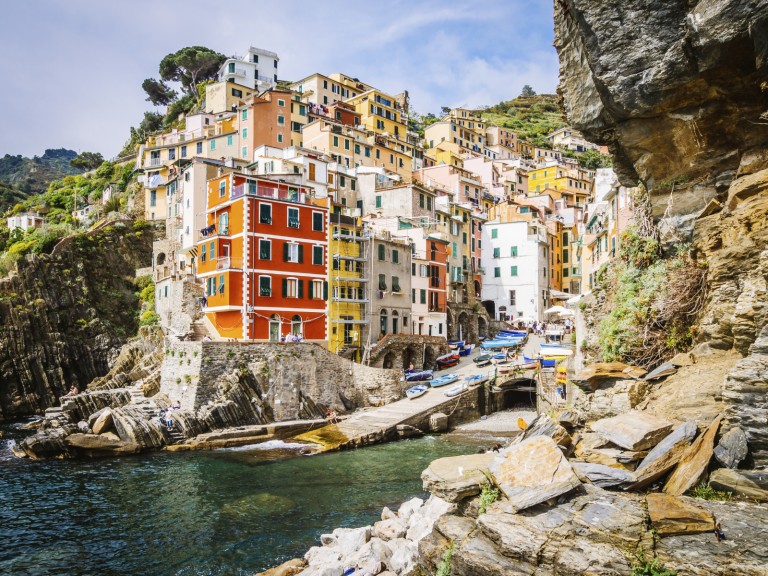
{"left": 458, "top": 344, "right": 473, "bottom": 356}
{"left": 480, "top": 338, "right": 524, "bottom": 350}
{"left": 498, "top": 330, "right": 528, "bottom": 338}
{"left": 444, "top": 382, "right": 468, "bottom": 397}
{"left": 464, "top": 374, "right": 488, "bottom": 386}
{"left": 402, "top": 369, "right": 433, "bottom": 382}
{"left": 447, "top": 339, "right": 465, "bottom": 350}
{"left": 435, "top": 352, "right": 460, "bottom": 369}
{"left": 405, "top": 384, "right": 429, "bottom": 399}
{"left": 430, "top": 373, "right": 459, "bottom": 387}
{"left": 524, "top": 355, "right": 566, "bottom": 368}
{"left": 497, "top": 360, "right": 538, "bottom": 374}
{"left": 473, "top": 353, "right": 493, "bottom": 367}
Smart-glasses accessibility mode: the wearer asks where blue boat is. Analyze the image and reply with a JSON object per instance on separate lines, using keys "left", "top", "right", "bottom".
{"left": 405, "top": 384, "right": 429, "bottom": 399}
{"left": 481, "top": 338, "right": 524, "bottom": 350}
{"left": 430, "top": 373, "right": 459, "bottom": 387}
{"left": 458, "top": 344, "right": 473, "bottom": 356}
{"left": 448, "top": 339, "right": 465, "bottom": 349}
{"left": 523, "top": 355, "right": 566, "bottom": 368}
{"left": 464, "top": 374, "right": 488, "bottom": 385}
{"left": 498, "top": 330, "right": 527, "bottom": 338}
{"left": 540, "top": 342, "right": 572, "bottom": 349}
{"left": 402, "top": 369, "right": 433, "bottom": 382}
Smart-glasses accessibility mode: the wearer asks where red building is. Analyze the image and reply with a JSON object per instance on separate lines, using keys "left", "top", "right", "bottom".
{"left": 198, "top": 172, "right": 329, "bottom": 341}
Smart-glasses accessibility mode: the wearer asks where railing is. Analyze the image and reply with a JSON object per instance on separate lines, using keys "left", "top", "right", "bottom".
{"left": 215, "top": 257, "right": 244, "bottom": 270}
{"left": 428, "top": 305, "right": 446, "bottom": 313}
{"left": 147, "top": 158, "right": 163, "bottom": 167}
{"left": 430, "top": 277, "right": 441, "bottom": 287}
{"left": 288, "top": 218, "right": 300, "bottom": 228}
{"left": 232, "top": 183, "right": 308, "bottom": 204}
{"left": 260, "top": 288, "right": 272, "bottom": 297}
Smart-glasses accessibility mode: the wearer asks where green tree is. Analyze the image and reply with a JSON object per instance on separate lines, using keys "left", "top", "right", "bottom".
{"left": 520, "top": 84, "right": 536, "bottom": 97}
{"left": 158, "top": 46, "right": 226, "bottom": 96}
{"left": 141, "top": 78, "right": 177, "bottom": 106}
{"left": 70, "top": 152, "right": 104, "bottom": 172}
{"left": 578, "top": 148, "right": 613, "bottom": 169}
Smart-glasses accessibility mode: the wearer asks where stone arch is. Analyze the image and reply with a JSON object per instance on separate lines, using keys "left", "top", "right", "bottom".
{"left": 478, "top": 315, "right": 488, "bottom": 338}
{"left": 482, "top": 300, "right": 496, "bottom": 319}
{"left": 457, "top": 311, "right": 469, "bottom": 340}
{"left": 156, "top": 252, "right": 166, "bottom": 266}
{"left": 382, "top": 351, "right": 396, "bottom": 369}
{"left": 403, "top": 345, "right": 419, "bottom": 370}
{"left": 424, "top": 345, "right": 439, "bottom": 369}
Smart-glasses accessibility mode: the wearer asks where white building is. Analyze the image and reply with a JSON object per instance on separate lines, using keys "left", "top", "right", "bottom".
{"left": 481, "top": 218, "right": 549, "bottom": 322}
{"left": 547, "top": 127, "right": 602, "bottom": 153}
{"left": 218, "top": 47, "right": 279, "bottom": 92}
{"left": 6, "top": 212, "right": 44, "bottom": 232}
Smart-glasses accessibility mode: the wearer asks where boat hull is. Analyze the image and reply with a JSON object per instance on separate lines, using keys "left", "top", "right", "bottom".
{"left": 430, "top": 375, "right": 459, "bottom": 387}
{"left": 444, "top": 383, "right": 468, "bottom": 397}
{"left": 405, "top": 384, "right": 429, "bottom": 399}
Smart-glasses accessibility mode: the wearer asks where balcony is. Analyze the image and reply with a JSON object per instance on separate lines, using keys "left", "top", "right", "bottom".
{"left": 333, "top": 296, "right": 369, "bottom": 303}
{"left": 231, "top": 183, "right": 309, "bottom": 205}
{"left": 147, "top": 158, "right": 164, "bottom": 167}
{"left": 333, "top": 230, "right": 369, "bottom": 241}
{"left": 428, "top": 305, "right": 446, "bottom": 313}
{"left": 430, "top": 277, "right": 441, "bottom": 288}
{"left": 215, "top": 257, "right": 243, "bottom": 270}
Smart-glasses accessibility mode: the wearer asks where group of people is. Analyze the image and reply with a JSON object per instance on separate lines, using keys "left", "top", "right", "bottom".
{"left": 282, "top": 333, "right": 303, "bottom": 343}
{"left": 159, "top": 401, "right": 182, "bottom": 430}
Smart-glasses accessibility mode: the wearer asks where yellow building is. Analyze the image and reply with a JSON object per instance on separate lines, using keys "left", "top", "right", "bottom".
{"left": 527, "top": 164, "right": 591, "bottom": 206}
{"left": 347, "top": 89, "right": 408, "bottom": 140}
{"left": 289, "top": 92, "right": 309, "bottom": 147}
{"left": 328, "top": 208, "right": 370, "bottom": 361}
{"left": 204, "top": 80, "right": 256, "bottom": 114}
{"left": 426, "top": 141, "right": 464, "bottom": 168}
{"left": 425, "top": 108, "right": 486, "bottom": 156}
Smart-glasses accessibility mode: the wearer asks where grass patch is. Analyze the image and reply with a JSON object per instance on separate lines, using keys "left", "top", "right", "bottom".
{"left": 436, "top": 541, "right": 454, "bottom": 576}
{"left": 688, "top": 482, "right": 733, "bottom": 501}
{"left": 478, "top": 482, "right": 500, "bottom": 515}
{"left": 632, "top": 551, "right": 676, "bottom": 576}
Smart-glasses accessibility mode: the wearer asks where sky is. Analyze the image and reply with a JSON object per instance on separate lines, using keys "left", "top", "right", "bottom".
{"left": 0, "top": 0, "right": 558, "bottom": 159}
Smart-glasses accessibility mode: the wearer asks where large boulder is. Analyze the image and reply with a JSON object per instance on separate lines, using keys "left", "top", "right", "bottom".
{"left": 254, "top": 558, "right": 306, "bottom": 576}
{"left": 515, "top": 413, "right": 572, "bottom": 448}
{"left": 630, "top": 421, "right": 698, "bottom": 489}
{"left": 91, "top": 407, "right": 114, "bottom": 435}
{"left": 490, "top": 435, "right": 582, "bottom": 513}
{"left": 421, "top": 452, "right": 495, "bottom": 502}
{"left": 664, "top": 415, "right": 722, "bottom": 496}
{"left": 405, "top": 495, "right": 454, "bottom": 542}
{"left": 64, "top": 433, "right": 139, "bottom": 455}
{"left": 111, "top": 405, "right": 166, "bottom": 449}
{"left": 396, "top": 497, "right": 423, "bottom": 522}
{"left": 331, "top": 526, "right": 370, "bottom": 558}
{"left": 713, "top": 426, "right": 749, "bottom": 469}
{"left": 646, "top": 493, "right": 715, "bottom": 536}
{"left": 591, "top": 411, "right": 673, "bottom": 451}
{"left": 709, "top": 468, "right": 768, "bottom": 502}
{"left": 371, "top": 518, "right": 405, "bottom": 542}
{"left": 571, "top": 461, "right": 636, "bottom": 488}
{"left": 572, "top": 362, "right": 647, "bottom": 390}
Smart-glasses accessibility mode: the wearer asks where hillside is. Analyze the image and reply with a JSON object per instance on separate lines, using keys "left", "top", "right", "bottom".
{"left": 479, "top": 94, "right": 567, "bottom": 148}
{"left": 0, "top": 148, "right": 81, "bottom": 211}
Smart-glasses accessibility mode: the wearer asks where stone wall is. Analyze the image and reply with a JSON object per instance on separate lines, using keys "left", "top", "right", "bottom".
{"left": 367, "top": 334, "right": 449, "bottom": 371}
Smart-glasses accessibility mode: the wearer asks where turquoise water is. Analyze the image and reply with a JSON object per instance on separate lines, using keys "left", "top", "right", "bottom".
{"left": 0, "top": 423, "right": 483, "bottom": 576}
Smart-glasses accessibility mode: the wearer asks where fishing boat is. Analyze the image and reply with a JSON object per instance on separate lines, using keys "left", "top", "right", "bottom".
{"left": 536, "top": 347, "right": 573, "bottom": 357}
{"left": 474, "top": 352, "right": 493, "bottom": 367}
{"left": 405, "top": 384, "right": 429, "bottom": 399}
{"left": 444, "top": 382, "right": 468, "bottom": 397}
{"left": 402, "top": 369, "right": 434, "bottom": 382}
{"left": 435, "top": 352, "right": 460, "bottom": 369}
{"left": 430, "top": 373, "right": 459, "bottom": 387}
{"left": 496, "top": 360, "right": 538, "bottom": 374}
{"left": 524, "top": 355, "right": 566, "bottom": 368}
{"left": 497, "top": 330, "right": 528, "bottom": 338}
{"left": 480, "top": 338, "right": 524, "bottom": 350}
{"left": 447, "top": 339, "right": 465, "bottom": 350}
{"left": 464, "top": 373, "right": 488, "bottom": 386}
{"left": 458, "top": 344, "right": 473, "bottom": 356}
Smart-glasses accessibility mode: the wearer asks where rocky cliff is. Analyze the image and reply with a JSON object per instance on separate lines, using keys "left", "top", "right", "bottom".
{"left": 0, "top": 221, "right": 152, "bottom": 420}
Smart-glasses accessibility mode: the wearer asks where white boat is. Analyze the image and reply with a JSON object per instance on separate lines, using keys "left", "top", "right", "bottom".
{"left": 430, "top": 373, "right": 459, "bottom": 387}
{"left": 464, "top": 374, "right": 488, "bottom": 386}
{"left": 537, "top": 347, "right": 573, "bottom": 357}
{"left": 497, "top": 360, "right": 539, "bottom": 374}
{"left": 444, "top": 382, "right": 468, "bottom": 397}
{"left": 405, "top": 384, "right": 429, "bottom": 399}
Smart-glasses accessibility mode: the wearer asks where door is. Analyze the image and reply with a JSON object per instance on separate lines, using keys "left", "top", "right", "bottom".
{"left": 269, "top": 316, "right": 280, "bottom": 341}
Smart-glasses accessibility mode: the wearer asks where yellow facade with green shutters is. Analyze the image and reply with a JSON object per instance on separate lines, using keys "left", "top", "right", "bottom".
{"left": 347, "top": 89, "right": 407, "bottom": 139}
{"left": 327, "top": 211, "right": 369, "bottom": 361}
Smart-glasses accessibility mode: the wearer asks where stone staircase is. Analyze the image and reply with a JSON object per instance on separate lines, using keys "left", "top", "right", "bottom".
{"left": 188, "top": 321, "right": 211, "bottom": 341}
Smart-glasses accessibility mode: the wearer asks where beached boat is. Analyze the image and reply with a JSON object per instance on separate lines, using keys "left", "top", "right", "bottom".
{"left": 458, "top": 344, "right": 473, "bottom": 356}
{"left": 524, "top": 355, "right": 566, "bottom": 368}
{"left": 464, "top": 373, "right": 488, "bottom": 386}
{"left": 497, "top": 330, "right": 528, "bottom": 338}
{"left": 480, "top": 338, "right": 524, "bottom": 350}
{"left": 402, "top": 369, "right": 434, "bottom": 382}
{"left": 444, "top": 382, "right": 468, "bottom": 397}
{"left": 474, "top": 353, "right": 493, "bottom": 366}
{"left": 430, "top": 373, "right": 459, "bottom": 387}
{"left": 536, "top": 347, "right": 573, "bottom": 357}
{"left": 496, "top": 360, "right": 538, "bottom": 374}
{"left": 540, "top": 342, "right": 572, "bottom": 348}
{"left": 435, "top": 352, "right": 460, "bottom": 369}
{"left": 405, "top": 384, "right": 429, "bottom": 399}
{"left": 447, "top": 339, "right": 465, "bottom": 350}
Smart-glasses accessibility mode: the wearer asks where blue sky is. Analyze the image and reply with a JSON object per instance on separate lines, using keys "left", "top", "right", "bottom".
{"left": 0, "top": 0, "right": 558, "bottom": 158}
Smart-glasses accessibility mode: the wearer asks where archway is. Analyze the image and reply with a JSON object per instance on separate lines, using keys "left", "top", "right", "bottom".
{"left": 382, "top": 351, "right": 396, "bottom": 369}
{"left": 156, "top": 252, "right": 166, "bottom": 266}
{"left": 482, "top": 300, "right": 496, "bottom": 319}
{"left": 478, "top": 316, "right": 488, "bottom": 339}
{"left": 457, "top": 312, "right": 469, "bottom": 341}
{"left": 291, "top": 314, "right": 302, "bottom": 336}
{"left": 269, "top": 314, "right": 281, "bottom": 341}
{"left": 403, "top": 345, "right": 419, "bottom": 370}
{"left": 424, "top": 346, "right": 438, "bottom": 369}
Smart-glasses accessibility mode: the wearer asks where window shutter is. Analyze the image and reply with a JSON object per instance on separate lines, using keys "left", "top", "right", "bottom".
{"left": 323, "top": 281, "right": 328, "bottom": 300}
{"left": 308, "top": 281, "right": 314, "bottom": 299}
{"left": 298, "top": 245, "right": 304, "bottom": 263}
{"left": 282, "top": 278, "right": 288, "bottom": 297}
{"left": 283, "top": 242, "right": 289, "bottom": 262}
{"left": 297, "top": 279, "right": 303, "bottom": 299}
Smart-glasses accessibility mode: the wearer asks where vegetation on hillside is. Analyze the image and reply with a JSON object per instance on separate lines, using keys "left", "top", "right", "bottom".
{"left": 480, "top": 94, "right": 566, "bottom": 149}
{"left": 0, "top": 149, "right": 81, "bottom": 211}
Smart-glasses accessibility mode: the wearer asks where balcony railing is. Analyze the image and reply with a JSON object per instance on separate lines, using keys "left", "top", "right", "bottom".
{"left": 147, "top": 158, "right": 163, "bottom": 167}
{"left": 259, "top": 288, "right": 272, "bottom": 297}
{"left": 231, "top": 184, "right": 308, "bottom": 204}
{"left": 215, "top": 257, "right": 243, "bottom": 270}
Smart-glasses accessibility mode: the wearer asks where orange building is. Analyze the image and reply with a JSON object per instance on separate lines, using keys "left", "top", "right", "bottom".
{"left": 237, "top": 89, "right": 293, "bottom": 161}
{"left": 198, "top": 172, "right": 329, "bottom": 341}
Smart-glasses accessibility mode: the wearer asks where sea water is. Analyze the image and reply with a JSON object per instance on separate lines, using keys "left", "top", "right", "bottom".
{"left": 0, "top": 422, "right": 483, "bottom": 575}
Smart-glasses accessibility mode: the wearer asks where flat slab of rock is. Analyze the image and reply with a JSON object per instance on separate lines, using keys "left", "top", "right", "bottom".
{"left": 573, "top": 362, "right": 647, "bottom": 390}
{"left": 644, "top": 362, "right": 678, "bottom": 381}
{"left": 571, "top": 461, "right": 636, "bottom": 488}
{"left": 64, "top": 433, "right": 139, "bottom": 454}
{"left": 490, "top": 436, "right": 581, "bottom": 513}
{"left": 591, "top": 411, "right": 673, "bottom": 451}
{"left": 709, "top": 468, "right": 768, "bottom": 502}
{"left": 254, "top": 558, "right": 306, "bottom": 576}
{"left": 664, "top": 415, "right": 722, "bottom": 496}
{"left": 516, "top": 414, "right": 572, "bottom": 448}
{"left": 647, "top": 493, "right": 714, "bottom": 536}
{"left": 421, "top": 453, "right": 495, "bottom": 503}
{"left": 630, "top": 421, "right": 698, "bottom": 490}
{"left": 713, "top": 426, "right": 748, "bottom": 469}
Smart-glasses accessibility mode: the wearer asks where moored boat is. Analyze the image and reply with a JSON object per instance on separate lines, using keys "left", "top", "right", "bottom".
{"left": 405, "top": 384, "right": 429, "bottom": 399}
{"left": 435, "top": 352, "right": 460, "bottom": 369}
{"left": 480, "top": 338, "right": 524, "bottom": 350}
{"left": 402, "top": 369, "right": 434, "bottom": 382}
{"left": 444, "top": 382, "right": 468, "bottom": 397}
{"left": 430, "top": 373, "right": 459, "bottom": 387}
{"left": 464, "top": 373, "right": 488, "bottom": 386}
{"left": 474, "top": 353, "right": 493, "bottom": 366}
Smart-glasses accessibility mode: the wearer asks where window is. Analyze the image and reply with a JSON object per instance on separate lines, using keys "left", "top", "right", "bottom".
{"left": 278, "top": 115, "right": 285, "bottom": 126}
{"left": 259, "top": 276, "right": 271, "bottom": 297}
{"left": 378, "top": 244, "right": 386, "bottom": 261}
{"left": 351, "top": 179, "right": 356, "bottom": 191}
{"left": 259, "top": 203, "right": 272, "bottom": 224}
{"left": 309, "top": 279, "right": 324, "bottom": 299}
{"left": 277, "top": 99, "right": 285, "bottom": 107}
{"left": 288, "top": 207, "right": 300, "bottom": 228}
{"left": 375, "top": 195, "right": 382, "bottom": 209}
{"left": 412, "top": 289, "right": 416, "bottom": 304}
{"left": 219, "top": 181, "right": 226, "bottom": 197}
{"left": 168, "top": 148, "right": 176, "bottom": 161}
{"left": 241, "top": 109, "right": 247, "bottom": 121}
{"left": 227, "top": 135, "right": 233, "bottom": 146}
{"left": 218, "top": 212, "right": 229, "bottom": 234}
{"left": 284, "top": 242, "right": 303, "bottom": 263}
{"left": 181, "top": 145, "right": 187, "bottom": 158}
{"left": 491, "top": 228, "right": 498, "bottom": 239}
{"left": 277, "top": 133, "right": 283, "bottom": 143}
{"left": 562, "top": 231, "right": 569, "bottom": 244}
{"left": 392, "top": 276, "right": 401, "bottom": 292}
{"left": 207, "top": 276, "right": 217, "bottom": 296}
{"left": 150, "top": 190, "right": 157, "bottom": 207}
{"left": 563, "top": 248, "right": 569, "bottom": 263}
{"left": 259, "top": 239, "right": 271, "bottom": 260}
{"left": 210, "top": 139, "right": 216, "bottom": 151}
{"left": 378, "top": 274, "right": 387, "bottom": 290}
{"left": 365, "top": 147, "right": 371, "bottom": 157}
{"left": 283, "top": 278, "right": 302, "bottom": 298}
{"left": 420, "top": 289, "right": 426, "bottom": 304}
{"left": 509, "top": 290, "right": 516, "bottom": 305}
{"left": 392, "top": 250, "right": 399, "bottom": 264}
{"left": 196, "top": 142, "right": 202, "bottom": 154}
{"left": 333, "top": 136, "right": 339, "bottom": 147}
{"left": 494, "top": 267, "right": 501, "bottom": 278}
{"left": 312, "top": 212, "right": 323, "bottom": 231}
{"left": 242, "top": 129, "right": 247, "bottom": 139}
{"left": 493, "top": 247, "right": 500, "bottom": 258}
{"left": 511, "top": 246, "right": 518, "bottom": 257}
{"left": 201, "top": 243, "right": 207, "bottom": 262}
{"left": 228, "top": 62, "right": 235, "bottom": 73}
{"left": 510, "top": 266, "right": 518, "bottom": 276}
{"left": 219, "top": 274, "right": 225, "bottom": 294}
{"left": 427, "top": 197, "right": 432, "bottom": 211}
{"left": 312, "top": 245, "right": 323, "bottom": 265}
{"left": 344, "top": 139, "right": 350, "bottom": 151}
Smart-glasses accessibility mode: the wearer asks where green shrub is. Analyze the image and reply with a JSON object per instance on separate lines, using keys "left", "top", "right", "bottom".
{"left": 689, "top": 482, "right": 732, "bottom": 501}
{"left": 478, "top": 483, "right": 500, "bottom": 514}
{"left": 139, "top": 310, "right": 159, "bottom": 326}
{"left": 632, "top": 551, "right": 676, "bottom": 576}
{"left": 436, "top": 542, "right": 454, "bottom": 576}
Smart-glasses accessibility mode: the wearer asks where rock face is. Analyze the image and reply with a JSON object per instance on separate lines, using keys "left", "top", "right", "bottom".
{"left": 646, "top": 493, "right": 715, "bottom": 536}
{"left": 591, "top": 411, "right": 673, "bottom": 451}
{"left": 555, "top": 0, "right": 768, "bottom": 195}
{"left": 421, "top": 453, "right": 495, "bottom": 503}
{"left": 709, "top": 468, "right": 768, "bottom": 502}
{"left": 631, "top": 421, "right": 698, "bottom": 489}
{"left": 664, "top": 415, "right": 722, "bottom": 495}
{"left": 714, "top": 426, "right": 749, "bottom": 468}
{"left": 490, "top": 436, "right": 581, "bottom": 513}
{"left": 0, "top": 221, "right": 153, "bottom": 420}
